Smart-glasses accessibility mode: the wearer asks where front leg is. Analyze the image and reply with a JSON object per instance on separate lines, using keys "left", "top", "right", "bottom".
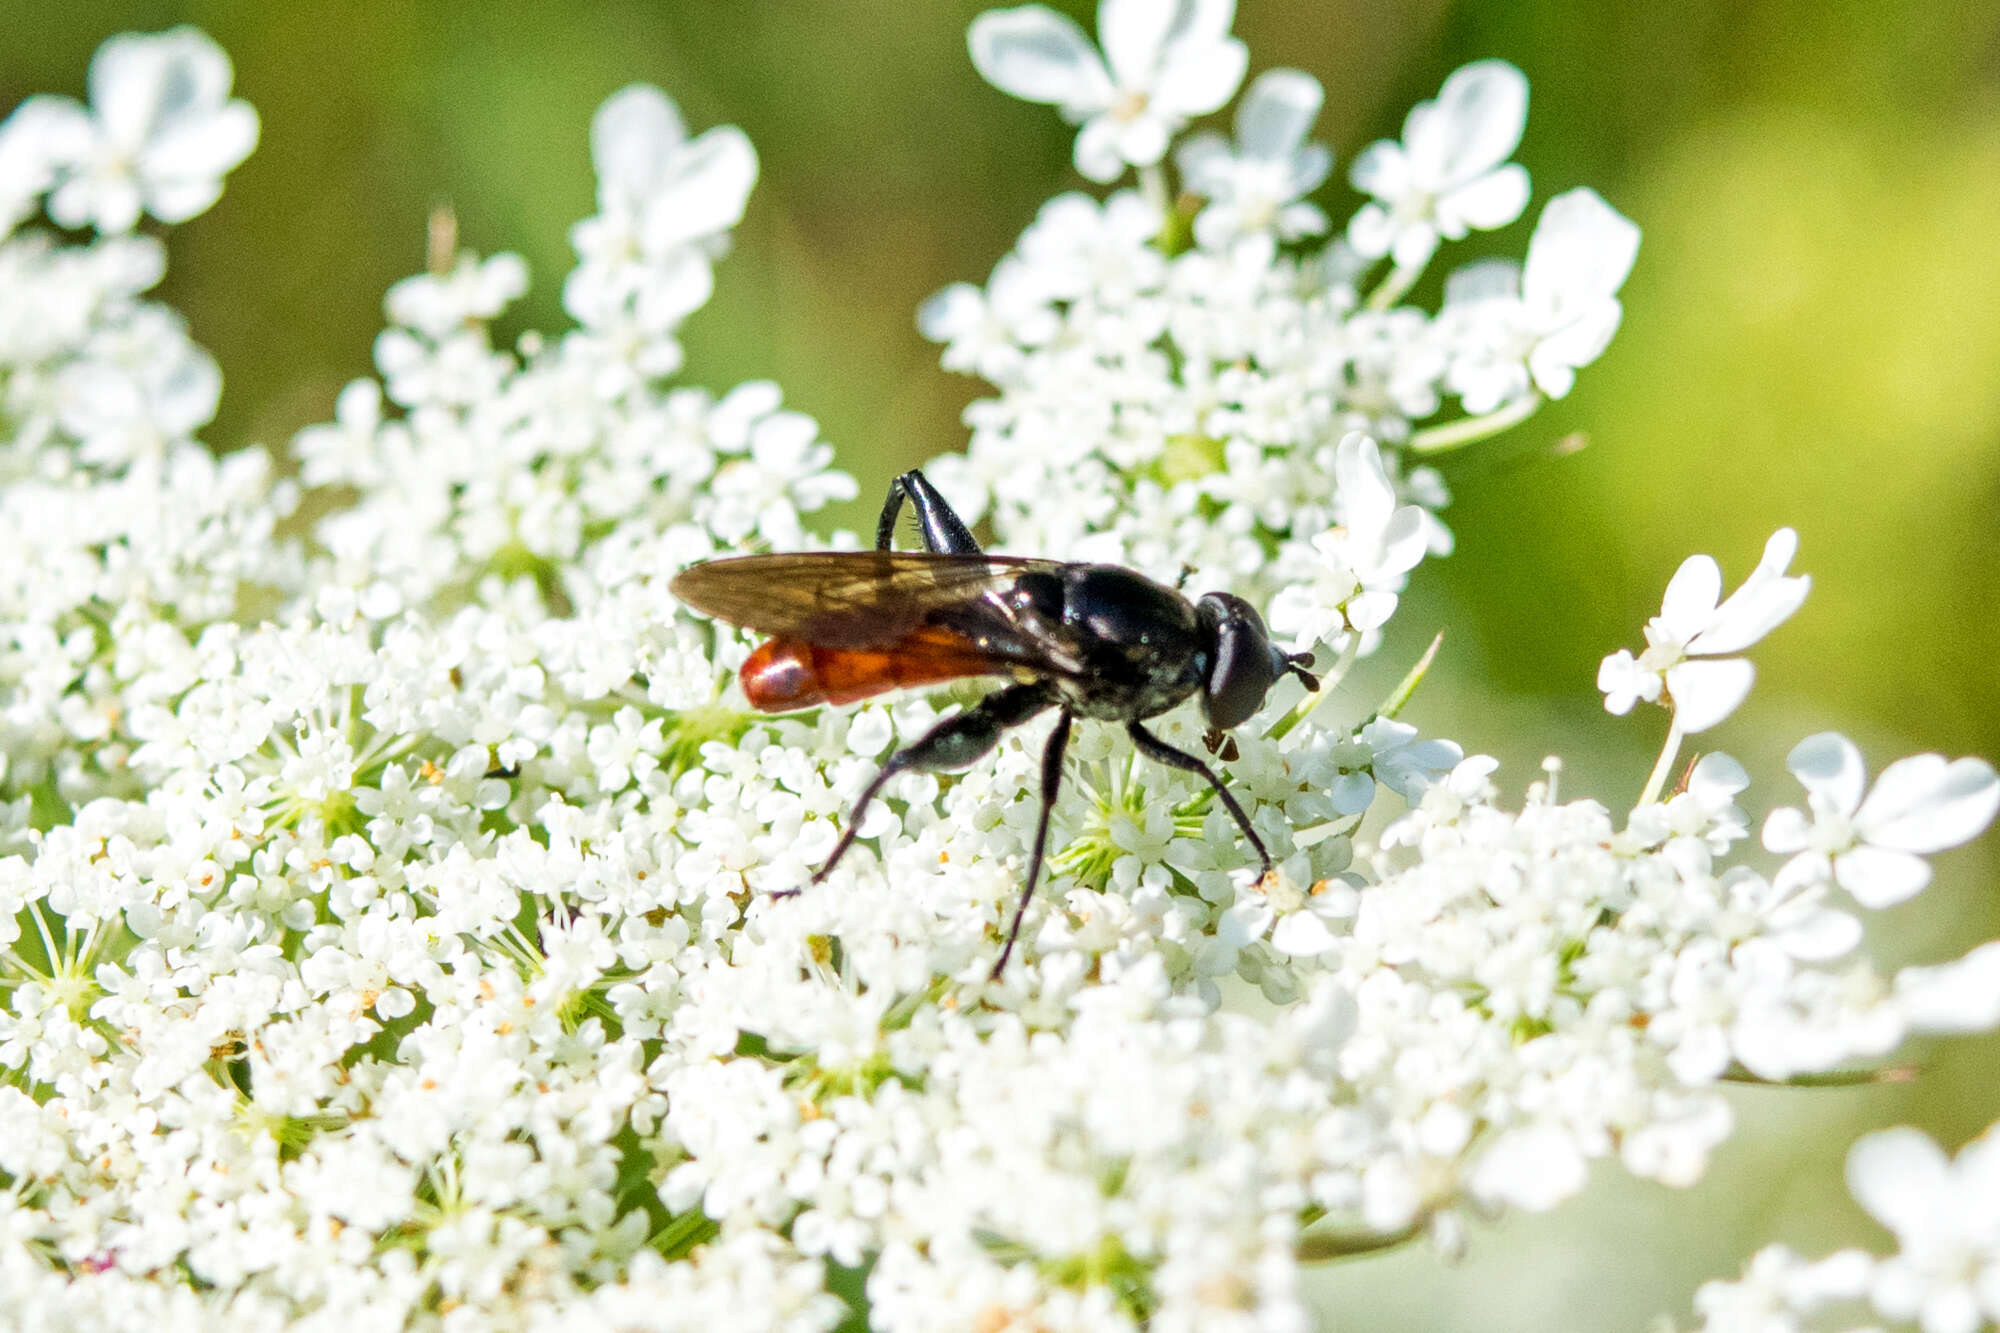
{"left": 801, "top": 682, "right": 1055, "bottom": 889}
{"left": 1127, "top": 720, "right": 1272, "bottom": 872}
{"left": 876, "top": 469, "right": 982, "bottom": 555}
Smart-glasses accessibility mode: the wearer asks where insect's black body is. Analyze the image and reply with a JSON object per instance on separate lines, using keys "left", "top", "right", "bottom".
{"left": 934, "top": 562, "right": 1207, "bottom": 722}
{"left": 670, "top": 469, "right": 1317, "bottom": 976}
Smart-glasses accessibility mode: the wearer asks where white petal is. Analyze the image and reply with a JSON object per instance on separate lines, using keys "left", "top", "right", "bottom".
{"left": 1896, "top": 941, "right": 2000, "bottom": 1033}
{"left": 1470, "top": 1124, "right": 1588, "bottom": 1212}
{"left": 1436, "top": 163, "right": 1529, "bottom": 236}
{"left": 1073, "top": 115, "right": 1127, "bottom": 182}
{"left": 93, "top": 28, "right": 232, "bottom": 147}
{"left": 1406, "top": 59, "right": 1528, "bottom": 188}
{"left": 1444, "top": 258, "right": 1521, "bottom": 308}
{"left": 1099, "top": 0, "right": 1177, "bottom": 87}
{"left": 1846, "top": 1127, "right": 1952, "bottom": 1239}
{"left": 1665, "top": 657, "right": 1754, "bottom": 733}
{"left": 1532, "top": 298, "right": 1621, "bottom": 365}
{"left": 592, "top": 85, "right": 687, "bottom": 200}
{"left": 1769, "top": 849, "right": 1832, "bottom": 897}
{"left": 641, "top": 125, "right": 758, "bottom": 251}
{"left": 1173, "top": 131, "right": 1232, "bottom": 193}
{"left": 1152, "top": 36, "right": 1248, "bottom": 117}
{"left": 142, "top": 99, "right": 258, "bottom": 187}
{"left": 1689, "top": 751, "right": 1750, "bottom": 802}
{"left": 1344, "top": 201, "right": 1397, "bottom": 260}
{"left": 1235, "top": 68, "right": 1322, "bottom": 159}
{"left": 916, "top": 282, "right": 983, "bottom": 342}
{"left": 140, "top": 176, "right": 224, "bottom": 225}
{"left": 1344, "top": 589, "right": 1400, "bottom": 632}
{"left": 1761, "top": 806, "right": 1814, "bottom": 854}
{"left": 1595, "top": 649, "right": 1653, "bottom": 714}
{"left": 1333, "top": 433, "right": 1395, "bottom": 523}
{"left": 1834, "top": 845, "right": 1932, "bottom": 908}
{"left": 1346, "top": 140, "right": 1409, "bottom": 200}
{"left": 1270, "top": 910, "right": 1338, "bottom": 956}
{"left": 1111, "top": 111, "right": 1172, "bottom": 169}
{"left": 1327, "top": 772, "right": 1375, "bottom": 816}
{"left": 1786, "top": 732, "right": 1867, "bottom": 816}
{"left": 1773, "top": 907, "right": 1862, "bottom": 961}
{"left": 1854, "top": 753, "right": 2000, "bottom": 853}
{"left": 1522, "top": 187, "right": 1641, "bottom": 308}
{"left": 1690, "top": 528, "right": 1809, "bottom": 655}
{"left": 970, "top": 6, "right": 1112, "bottom": 110}
{"left": 1283, "top": 147, "right": 1333, "bottom": 200}
{"left": 1528, "top": 303, "right": 1622, "bottom": 398}
{"left": 1657, "top": 554, "right": 1723, "bottom": 638}
{"left": 1389, "top": 221, "right": 1441, "bottom": 272}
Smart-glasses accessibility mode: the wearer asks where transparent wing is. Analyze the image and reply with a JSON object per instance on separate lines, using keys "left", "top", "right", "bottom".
{"left": 669, "top": 550, "right": 1067, "bottom": 652}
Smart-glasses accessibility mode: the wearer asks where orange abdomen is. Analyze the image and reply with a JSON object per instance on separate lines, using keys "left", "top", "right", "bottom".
{"left": 740, "top": 631, "right": 1000, "bottom": 713}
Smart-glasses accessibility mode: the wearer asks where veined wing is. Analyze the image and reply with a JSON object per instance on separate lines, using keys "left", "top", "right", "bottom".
{"left": 670, "top": 550, "right": 1068, "bottom": 653}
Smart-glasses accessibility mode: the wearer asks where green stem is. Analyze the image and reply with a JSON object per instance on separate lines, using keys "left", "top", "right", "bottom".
{"left": 1722, "top": 1063, "right": 1919, "bottom": 1087}
{"left": 1378, "top": 632, "right": 1444, "bottom": 721}
{"left": 1408, "top": 394, "right": 1543, "bottom": 454}
{"left": 1364, "top": 261, "right": 1421, "bottom": 311}
{"left": 1139, "top": 163, "right": 1171, "bottom": 221}
{"left": 1636, "top": 716, "right": 1686, "bottom": 808}
{"left": 1296, "top": 1218, "right": 1425, "bottom": 1262}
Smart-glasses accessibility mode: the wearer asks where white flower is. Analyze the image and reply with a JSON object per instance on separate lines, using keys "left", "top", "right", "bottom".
{"left": 32, "top": 27, "right": 258, "bottom": 233}
{"left": 1267, "top": 435, "right": 1427, "bottom": 649}
{"left": 1597, "top": 528, "right": 1810, "bottom": 733}
{"left": 968, "top": 0, "right": 1248, "bottom": 182}
{"left": 1175, "top": 68, "right": 1332, "bottom": 248}
{"left": 1897, "top": 941, "right": 2000, "bottom": 1034}
{"left": 1442, "top": 187, "right": 1641, "bottom": 409}
{"left": 1346, "top": 59, "right": 1530, "bottom": 271}
{"left": 384, "top": 252, "right": 529, "bottom": 340}
{"left": 1762, "top": 732, "right": 2000, "bottom": 908}
{"left": 563, "top": 84, "right": 756, "bottom": 345}
{"left": 1846, "top": 1125, "right": 2000, "bottom": 1333}
{"left": 1469, "top": 1123, "right": 1589, "bottom": 1212}
{"left": 0, "top": 97, "right": 89, "bottom": 233}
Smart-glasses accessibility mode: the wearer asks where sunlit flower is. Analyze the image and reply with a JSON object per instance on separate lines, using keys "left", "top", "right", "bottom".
{"left": 2, "top": 21, "right": 1994, "bottom": 1333}
{"left": 1176, "top": 67, "right": 1332, "bottom": 248}
{"left": 1848, "top": 1126, "right": 2000, "bottom": 1333}
{"left": 1346, "top": 59, "right": 1530, "bottom": 271}
{"left": 29, "top": 27, "right": 258, "bottom": 233}
{"left": 1762, "top": 732, "right": 2000, "bottom": 907}
{"left": 1598, "top": 528, "right": 1810, "bottom": 733}
{"left": 969, "top": 0, "right": 1247, "bottom": 182}
{"left": 1443, "top": 187, "right": 1641, "bottom": 409}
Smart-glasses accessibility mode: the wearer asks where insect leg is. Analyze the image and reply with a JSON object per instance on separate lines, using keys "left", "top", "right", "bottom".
{"left": 1126, "top": 720, "right": 1272, "bottom": 872}
{"left": 875, "top": 469, "right": 982, "bottom": 555}
{"left": 992, "top": 708, "right": 1072, "bottom": 979}
{"left": 806, "top": 682, "right": 1055, "bottom": 888}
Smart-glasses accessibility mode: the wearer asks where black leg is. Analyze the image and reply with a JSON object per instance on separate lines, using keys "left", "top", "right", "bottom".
{"left": 992, "top": 709, "right": 1072, "bottom": 979}
{"left": 876, "top": 469, "right": 982, "bottom": 555}
{"left": 1126, "top": 720, "right": 1272, "bottom": 872}
{"left": 796, "top": 682, "right": 1055, "bottom": 891}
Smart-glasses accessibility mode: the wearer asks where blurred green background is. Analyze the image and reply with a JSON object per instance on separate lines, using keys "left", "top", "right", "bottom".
{"left": 4, "top": 2, "right": 1997, "bottom": 1327}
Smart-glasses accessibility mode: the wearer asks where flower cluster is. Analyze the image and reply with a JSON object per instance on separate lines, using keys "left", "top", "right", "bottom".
{"left": 1679, "top": 1119, "right": 2000, "bottom": 1333}
{"left": 929, "top": 8, "right": 1638, "bottom": 670}
{"left": 0, "top": 15, "right": 1995, "bottom": 1333}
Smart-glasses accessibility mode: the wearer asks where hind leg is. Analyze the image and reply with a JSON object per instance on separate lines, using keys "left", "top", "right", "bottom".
{"left": 798, "top": 682, "right": 1055, "bottom": 890}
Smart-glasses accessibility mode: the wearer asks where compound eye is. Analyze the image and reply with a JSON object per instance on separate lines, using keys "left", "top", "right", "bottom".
{"left": 1199, "top": 594, "right": 1277, "bottom": 731}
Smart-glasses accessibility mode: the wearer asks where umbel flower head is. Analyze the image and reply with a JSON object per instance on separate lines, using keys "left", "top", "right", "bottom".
{"left": 0, "top": 14, "right": 1995, "bottom": 1333}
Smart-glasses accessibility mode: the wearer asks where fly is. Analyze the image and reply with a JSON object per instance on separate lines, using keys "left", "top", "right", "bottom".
{"left": 670, "top": 469, "right": 1318, "bottom": 976}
